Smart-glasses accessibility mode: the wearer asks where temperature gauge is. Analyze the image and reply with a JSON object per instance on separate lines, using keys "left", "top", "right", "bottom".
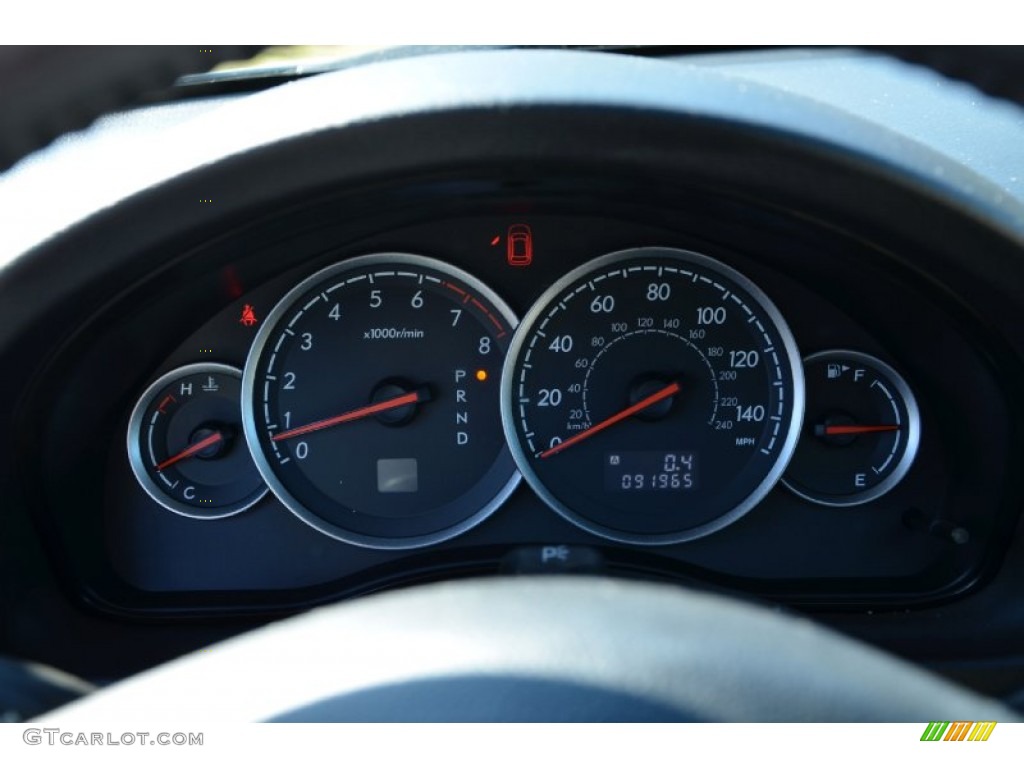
{"left": 127, "top": 363, "right": 266, "bottom": 518}
{"left": 782, "top": 350, "right": 920, "bottom": 506}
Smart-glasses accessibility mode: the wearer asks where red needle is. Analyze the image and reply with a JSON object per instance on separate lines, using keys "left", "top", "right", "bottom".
{"left": 156, "top": 431, "right": 224, "bottom": 471}
{"left": 271, "top": 390, "right": 423, "bottom": 442}
{"left": 540, "top": 381, "right": 680, "bottom": 459}
{"left": 819, "top": 424, "right": 899, "bottom": 436}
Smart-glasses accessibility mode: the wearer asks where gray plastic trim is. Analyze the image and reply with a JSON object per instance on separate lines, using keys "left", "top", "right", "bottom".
{"left": 3, "top": 49, "right": 1024, "bottom": 263}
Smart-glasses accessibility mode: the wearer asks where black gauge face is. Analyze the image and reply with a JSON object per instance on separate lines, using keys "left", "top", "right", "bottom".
{"left": 501, "top": 247, "right": 804, "bottom": 545}
{"left": 242, "top": 253, "right": 519, "bottom": 549}
{"left": 127, "top": 363, "right": 266, "bottom": 518}
{"left": 783, "top": 350, "right": 920, "bottom": 506}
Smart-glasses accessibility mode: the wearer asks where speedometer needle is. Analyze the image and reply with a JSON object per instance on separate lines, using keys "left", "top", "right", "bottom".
{"left": 539, "top": 381, "right": 680, "bottom": 459}
{"left": 271, "top": 388, "right": 429, "bottom": 442}
{"left": 156, "top": 431, "right": 225, "bottom": 471}
{"left": 816, "top": 424, "right": 899, "bottom": 436}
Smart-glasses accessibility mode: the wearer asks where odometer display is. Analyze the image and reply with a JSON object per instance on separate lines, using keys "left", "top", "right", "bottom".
{"left": 501, "top": 247, "right": 804, "bottom": 545}
{"left": 243, "top": 253, "right": 519, "bottom": 549}
{"left": 605, "top": 451, "right": 698, "bottom": 493}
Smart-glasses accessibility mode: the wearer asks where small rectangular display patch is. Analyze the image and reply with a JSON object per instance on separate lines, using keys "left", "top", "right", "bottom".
{"left": 377, "top": 458, "right": 418, "bottom": 493}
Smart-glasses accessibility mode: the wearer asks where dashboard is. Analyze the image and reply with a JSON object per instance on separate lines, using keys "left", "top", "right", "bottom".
{"left": 3, "top": 47, "right": 1024, "bottom": 703}
{"left": 72, "top": 203, "right": 1011, "bottom": 615}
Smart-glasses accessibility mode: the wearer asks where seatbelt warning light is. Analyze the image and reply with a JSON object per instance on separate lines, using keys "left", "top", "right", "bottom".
{"left": 240, "top": 304, "right": 258, "bottom": 327}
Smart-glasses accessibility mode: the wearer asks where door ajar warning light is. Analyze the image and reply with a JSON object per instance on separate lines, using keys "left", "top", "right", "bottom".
{"left": 506, "top": 224, "right": 533, "bottom": 266}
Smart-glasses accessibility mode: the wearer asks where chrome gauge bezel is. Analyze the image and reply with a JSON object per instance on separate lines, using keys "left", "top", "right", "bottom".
{"left": 241, "top": 252, "right": 521, "bottom": 550}
{"left": 126, "top": 362, "right": 268, "bottom": 519}
{"left": 500, "top": 246, "right": 805, "bottom": 546}
{"left": 781, "top": 349, "right": 921, "bottom": 507}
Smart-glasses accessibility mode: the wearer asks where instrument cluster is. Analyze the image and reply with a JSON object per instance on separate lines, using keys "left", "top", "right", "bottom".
{"left": 30, "top": 203, "right": 1012, "bottom": 616}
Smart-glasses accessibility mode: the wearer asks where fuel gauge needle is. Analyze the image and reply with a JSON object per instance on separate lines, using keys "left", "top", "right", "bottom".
{"left": 540, "top": 381, "right": 680, "bottom": 459}
{"left": 272, "top": 387, "right": 430, "bottom": 442}
{"left": 156, "top": 431, "right": 225, "bottom": 471}
{"left": 815, "top": 424, "right": 900, "bottom": 437}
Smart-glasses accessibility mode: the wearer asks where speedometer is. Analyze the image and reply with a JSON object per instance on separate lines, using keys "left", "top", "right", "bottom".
{"left": 500, "top": 247, "right": 804, "bottom": 544}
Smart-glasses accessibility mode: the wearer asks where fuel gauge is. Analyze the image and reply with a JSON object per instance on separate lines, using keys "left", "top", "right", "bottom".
{"left": 782, "top": 350, "right": 920, "bottom": 507}
{"left": 127, "top": 363, "right": 266, "bottom": 518}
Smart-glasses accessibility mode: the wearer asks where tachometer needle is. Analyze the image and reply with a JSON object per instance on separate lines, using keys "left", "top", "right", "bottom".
{"left": 539, "top": 381, "right": 680, "bottom": 459}
{"left": 156, "top": 431, "right": 225, "bottom": 471}
{"left": 271, "top": 388, "right": 429, "bottom": 442}
{"left": 816, "top": 424, "right": 899, "bottom": 436}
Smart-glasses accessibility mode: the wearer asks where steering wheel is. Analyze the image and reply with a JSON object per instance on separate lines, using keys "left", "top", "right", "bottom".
{"left": 32, "top": 577, "right": 1014, "bottom": 721}
{"left": 2, "top": 46, "right": 1021, "bottom": 721}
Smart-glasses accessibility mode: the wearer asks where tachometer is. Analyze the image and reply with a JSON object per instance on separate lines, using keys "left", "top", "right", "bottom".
{"left": 242, "top": 253, "right": 519, "bottom": 549}
{"left": 500, "top": 247, "right": 804, "bottom": 544}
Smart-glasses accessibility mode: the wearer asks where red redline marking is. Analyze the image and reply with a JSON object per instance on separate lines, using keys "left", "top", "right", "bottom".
{"left": 443, "top": 282, "right": 506, "bottom": 336}
{"left": 157, "top": 395, "right": 176, "bottom": 414}
{"left": 469, "top": 297, "right": 507, "bottom": 335}
{"left": 444, "top": 282, "right": 466, "bottom": 297}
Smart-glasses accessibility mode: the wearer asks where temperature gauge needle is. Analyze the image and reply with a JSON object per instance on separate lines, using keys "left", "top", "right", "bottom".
{"left": 815, "top": 424, "right": 900, "bottom": 437}
{"left": 272, "top": 388, "right": 430, "bottom": 442}
{"left": 156, "top": 431, "right": 225, "bottom": 471}
{"left": 540, "top": 381, "right": 680, "bottom": 459}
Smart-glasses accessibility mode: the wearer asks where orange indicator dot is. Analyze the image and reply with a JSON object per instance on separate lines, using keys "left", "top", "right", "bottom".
{"left": 475, "top": 369, "right": 488, "bottom": 382}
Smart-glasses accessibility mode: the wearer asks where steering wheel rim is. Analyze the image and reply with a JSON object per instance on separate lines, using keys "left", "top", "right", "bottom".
{"left": 2, "top": 46, "right": 1024, "bottom": 175}
{"left": 37, "top": 577, "right": 1017, "bottom": 722}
